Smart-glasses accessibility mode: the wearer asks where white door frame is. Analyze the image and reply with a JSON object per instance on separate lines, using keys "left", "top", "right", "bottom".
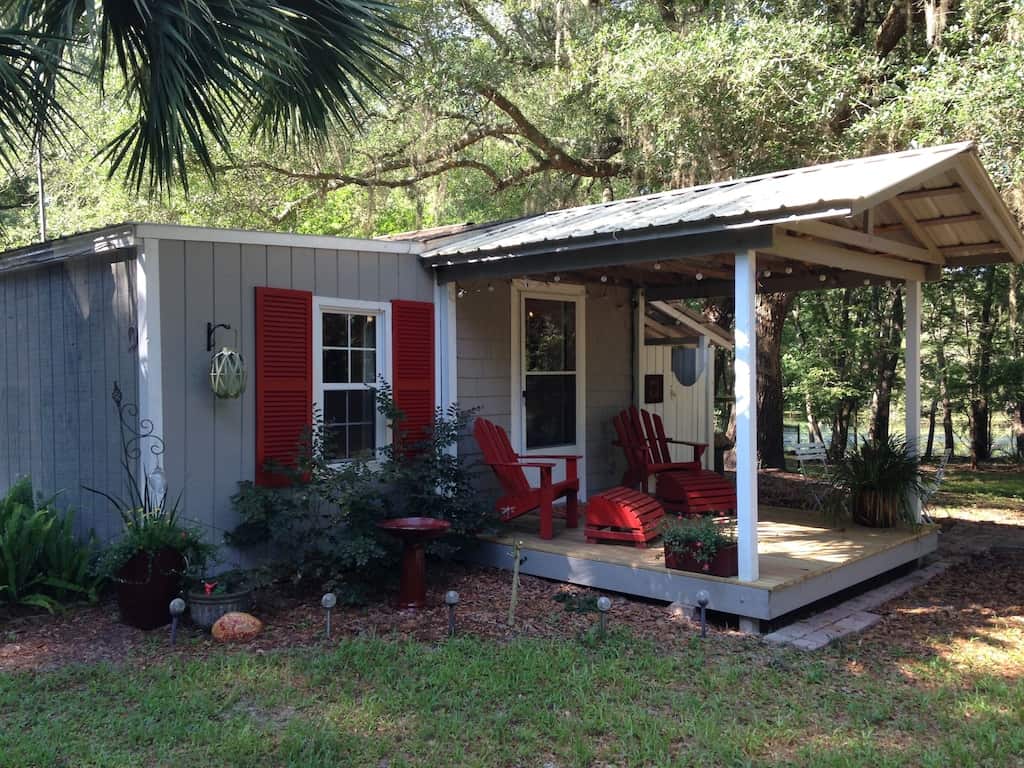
{"left": 510, "top": 279, "right": 587, "bottom": 498}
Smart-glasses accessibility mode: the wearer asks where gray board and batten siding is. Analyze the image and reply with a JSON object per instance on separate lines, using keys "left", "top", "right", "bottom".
{"left": 157, "top": 236, "right": 433, "bottom": 548}
{"left": 455, "top": 280, "right": 631, "bottom": 499}
{"left": 0, "top": 246, "right": 139, "bottom": 540}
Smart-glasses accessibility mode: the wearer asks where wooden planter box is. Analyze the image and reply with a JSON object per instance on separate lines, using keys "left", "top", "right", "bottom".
{"left": 852, "top": 489, "right": 902, "bottom": 528}
{"left": 664, "top": 544, "right": 738, "bottom": 577}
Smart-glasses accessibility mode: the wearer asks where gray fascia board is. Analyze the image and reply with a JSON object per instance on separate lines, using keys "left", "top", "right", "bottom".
{"left": 0, "top": 224, "right": 137, "bottom": 276}
{"left": 433, "top": 225, "right": 775, "bottom": 284}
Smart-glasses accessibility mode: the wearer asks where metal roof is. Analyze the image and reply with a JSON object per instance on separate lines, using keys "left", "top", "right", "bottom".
{"left": 423, "top": 143, "right": 986, "bottom": 263}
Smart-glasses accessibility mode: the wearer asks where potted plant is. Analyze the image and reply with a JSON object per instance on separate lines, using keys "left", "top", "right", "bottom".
{"left": 95, "top": 492, "right": 214, "bottom": 630}
{"left": 187, "top": 569, "right": 255, "bottom": 630}
{"left": 662, "top": 516, "right": 738, "bottom": 577}
{"left": 89, "top": 383, "right": 214, "bottom": 629}
{"left": 830, "top": 436, "right": 925, "bottom": 528}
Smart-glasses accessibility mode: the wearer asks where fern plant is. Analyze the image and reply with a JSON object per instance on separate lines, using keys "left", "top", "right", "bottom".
{"left": 0, "top": 478, "right": 101, "bottom": 613}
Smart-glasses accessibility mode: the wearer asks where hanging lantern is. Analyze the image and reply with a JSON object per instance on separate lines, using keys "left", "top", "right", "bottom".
{"left": 209, "top": 346, "right": 246, "bottom": 399}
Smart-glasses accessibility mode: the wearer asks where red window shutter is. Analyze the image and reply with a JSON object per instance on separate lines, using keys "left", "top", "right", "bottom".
{"left": 391, "top": 300, "right": 435, "bottom": 449}
{"left": 255, "top": 287, "right": 312, "bottom": 486}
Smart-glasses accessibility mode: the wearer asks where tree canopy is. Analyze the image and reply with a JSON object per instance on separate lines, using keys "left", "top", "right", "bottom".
{"left": 2, "top": 0, "right": 1023, "bottom": 462}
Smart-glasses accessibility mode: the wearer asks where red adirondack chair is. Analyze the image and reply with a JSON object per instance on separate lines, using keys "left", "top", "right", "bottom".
{"left": 472, "top": 417, "right": 580, "bottom": 540}
{"left": 612, "top": 407, "right": 736, "bottom": 516}
{"left": 613, "top": 406, "right": 706, "bottom": 491}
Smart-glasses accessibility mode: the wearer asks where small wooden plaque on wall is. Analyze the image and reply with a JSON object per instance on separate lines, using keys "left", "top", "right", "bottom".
{"left": 644, "top": 374, "right": 664, "bottom": 404}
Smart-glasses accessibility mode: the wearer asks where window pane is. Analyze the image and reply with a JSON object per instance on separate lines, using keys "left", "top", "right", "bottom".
{"left": 350, "top": 350, "right": 376, "bottom": 384}
{"left": 324, "top": 425, "right": 346, "bottom": 461}
{"left": 323, "top": 390, "right": 346, "bottom": 425}
{"left": 351, "top": 315, "right": 376, "bottom": 348}
{"left": 323, "top": 313, "right": 349, "bottom": 347}
{"left": 323, "top": 350, "right": 349, "bottom": 383}
{"left": 525, "top": 374, "right": 576, "bottom": 449}
{"left": 525, "top": 299, "right": 575, "bottom": 372}
{"left": 348, "top": 389, "right": 374, "bottom": 423}
{"left": 349, "top": 423, "right": 376, "bottom": 458}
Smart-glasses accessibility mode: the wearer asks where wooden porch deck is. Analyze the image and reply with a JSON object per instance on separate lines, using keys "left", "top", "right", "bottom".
{"left": 463, "top": 506, "right": 938, "bottom": 631}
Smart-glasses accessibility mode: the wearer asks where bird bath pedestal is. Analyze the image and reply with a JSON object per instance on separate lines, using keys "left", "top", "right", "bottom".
{"left": 377, "top": 517, "right": 451, "bottom": 609}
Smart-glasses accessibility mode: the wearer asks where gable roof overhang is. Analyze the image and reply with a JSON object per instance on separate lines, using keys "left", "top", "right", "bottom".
{"left": 421, "top": 143, "right": 1024, "bottom": 297}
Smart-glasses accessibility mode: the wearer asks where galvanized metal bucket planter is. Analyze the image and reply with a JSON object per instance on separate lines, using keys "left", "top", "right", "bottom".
{"left": 188, "top": 588, "right": 255, "bottom": 630}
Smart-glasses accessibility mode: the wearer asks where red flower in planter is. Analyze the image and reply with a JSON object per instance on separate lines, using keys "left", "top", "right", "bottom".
{"left": 203, "top": 581, "right": 218, "bottom": 595}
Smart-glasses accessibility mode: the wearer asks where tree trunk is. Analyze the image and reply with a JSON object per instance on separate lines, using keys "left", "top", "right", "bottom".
{"left": 1009, "top": 265, "right": 1023, "bottom": 459}
{"left": 936, "top": 335, "right": 955, "bottom": 458}
{"left": 805, "top": 391, "right": 824, "bottom": 444}
{"left": 1014, "top": 403, "right": 1024, "bottom": 460}
{"left": 970, "top": 266, "right": 998, "bottom": 464}
{"left": 924, "top": 397, "right": 938, "bottom": 460}
{"left": 875, "top": 0, "right": 908, "bottom": 57}
{"left": 830, "top": 399, "right": 854, "bottom": 460}
{"left": 756, "top": 292, "right": 794, "bottom": 469}
{"left": 924, "top": 0, "right": 953, "bottom": 50}
{"left": 869, "top": 285, "right": 904, "bottom": 443}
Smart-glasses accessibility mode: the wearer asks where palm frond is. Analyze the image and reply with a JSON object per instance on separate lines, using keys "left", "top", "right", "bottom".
{"left": 8, "top": 0, "right": 403, "bottom": 193}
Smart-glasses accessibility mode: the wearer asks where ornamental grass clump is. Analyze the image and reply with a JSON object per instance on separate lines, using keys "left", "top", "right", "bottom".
{"left": 831, "top": 436, "right": 925, "bottom": 528}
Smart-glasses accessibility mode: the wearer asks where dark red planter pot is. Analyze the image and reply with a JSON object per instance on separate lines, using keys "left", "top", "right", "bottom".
{"left": 116, "top": 548, "right": 186, "bottom": 630}
{"left": 664, "top": 544, "right": 738, "bottom": 577}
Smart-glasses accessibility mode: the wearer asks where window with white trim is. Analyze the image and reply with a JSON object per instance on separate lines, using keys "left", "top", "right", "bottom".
{"left": 314, "top": 299, "right": 389, "bottom": 462}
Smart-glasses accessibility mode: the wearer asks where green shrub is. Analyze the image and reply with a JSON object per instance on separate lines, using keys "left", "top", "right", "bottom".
{"left": 229, "top": 384, "right": 492, "bottom": 598}
{"left": 0, "top": 477, "right": 102, "bottom": 613}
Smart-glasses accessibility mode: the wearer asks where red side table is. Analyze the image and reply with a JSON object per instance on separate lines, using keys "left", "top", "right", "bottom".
{"left": 377, "top": 517, "right": 451, "bottom": 609}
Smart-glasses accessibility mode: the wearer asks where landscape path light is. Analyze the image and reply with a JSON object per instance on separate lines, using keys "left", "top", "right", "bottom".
{"left": 445, "top": 590, "right": 460, "bottom": 637}
{"left": 169, "top": 598, "right": 186, "bottom": 646}
{"left": 322, "top": 592, "right": 337, "bottom": 640}
{"left": 597, "top": 596, "right": 611, "bottom": 636}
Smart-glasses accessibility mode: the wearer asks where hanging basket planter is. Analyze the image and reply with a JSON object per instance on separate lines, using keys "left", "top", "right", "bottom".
{"left": 210, "top": 346, "right": 247, "bottom": 399}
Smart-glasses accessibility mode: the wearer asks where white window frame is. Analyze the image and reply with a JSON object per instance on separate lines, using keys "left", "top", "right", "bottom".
{"left": 312, "top": 296, "right": 393, "bottom": 463}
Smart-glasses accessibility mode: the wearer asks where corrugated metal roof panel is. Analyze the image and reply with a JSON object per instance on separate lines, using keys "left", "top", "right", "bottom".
{"left": 425, "top": 143, "right": 974, "bottom": 260}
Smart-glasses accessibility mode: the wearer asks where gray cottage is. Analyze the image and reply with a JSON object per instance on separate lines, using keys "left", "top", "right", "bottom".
{"left": 3, "top": 142, "right": 1020, "bottom": 631}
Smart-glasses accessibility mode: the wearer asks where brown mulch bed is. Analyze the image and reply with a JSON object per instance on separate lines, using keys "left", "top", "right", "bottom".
{"left": 861, "top": 549, "right": 1024, "bottom": 675}
{"left": 5, "top": 470, "right": 1024, "bottom": 674}
{"left": 0, "top": 564, "right": 704, "bottom": 673}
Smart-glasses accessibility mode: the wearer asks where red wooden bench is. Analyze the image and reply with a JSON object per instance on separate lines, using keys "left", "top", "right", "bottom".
{"left": 472, "top": 417, "right": 580, "bottom": 540}
{"left": 585, "top": 486, "right": 665, "bottom": 547}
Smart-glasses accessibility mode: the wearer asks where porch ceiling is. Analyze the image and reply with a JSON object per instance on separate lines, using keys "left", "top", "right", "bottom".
{"left": 421, "top": 143, "right": 1024, "bottom": 299}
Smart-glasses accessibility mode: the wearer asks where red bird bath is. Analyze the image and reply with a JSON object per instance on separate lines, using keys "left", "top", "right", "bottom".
{"left": 377, "top": 517, "right": 451, "bottom": 609}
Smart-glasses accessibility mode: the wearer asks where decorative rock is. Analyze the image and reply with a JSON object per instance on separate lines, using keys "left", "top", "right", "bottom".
{"left": 211, "top": 612, "right": 263, "bottom": 643}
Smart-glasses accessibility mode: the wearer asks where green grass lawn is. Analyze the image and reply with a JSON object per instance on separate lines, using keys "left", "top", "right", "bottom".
{"left": 940, "top": 465, "right": 1024, "bottom": 503}
{"left": 4, "top": 470, "right": 1024, "bottom": 767}
{"left": 2, "top": 630, "right": 1023, "bottom": 767}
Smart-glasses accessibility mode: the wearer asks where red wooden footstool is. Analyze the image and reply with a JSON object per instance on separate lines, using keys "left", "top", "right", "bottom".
{"left": 656, "top": 470, "right": 737, "bottom": 516}
{"left": 585, "top": 487, "right": 665, "bottom": 547}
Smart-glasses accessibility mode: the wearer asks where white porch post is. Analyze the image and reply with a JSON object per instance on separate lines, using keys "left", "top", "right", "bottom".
{"left": 734, "top": 249, "right": 759, "bottom": 582}
{"left": 905, "top": 279, "right": 923, "bottom": 522}
{"left": 434, "top": 281, "right": 458, "bottom": 457}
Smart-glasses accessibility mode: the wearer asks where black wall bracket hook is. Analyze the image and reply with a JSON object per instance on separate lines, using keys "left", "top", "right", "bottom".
{"left": 206, "top": 322, "right": 232, "bottom": 352}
